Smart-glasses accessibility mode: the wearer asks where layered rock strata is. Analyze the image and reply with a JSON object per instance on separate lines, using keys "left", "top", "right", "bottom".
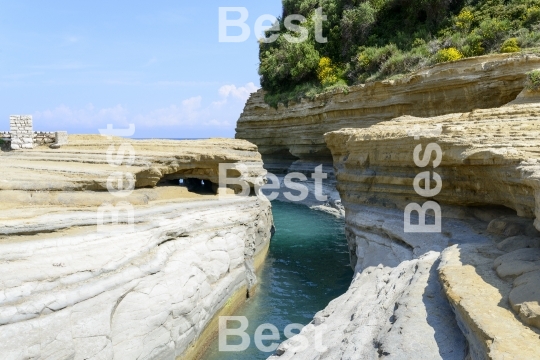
{"left": 237, "top": 53, "right": 540, "bottom": 169}
{"left": 324, "top": 93, "right": 540, "bottom": 228}
{"left": 1, "top": 135, "right": 266, "bottom": 192}
{"left": 238, "top": 53, "right": 540, "bottom": 219}
{"left": 271, "top": 90, "right": 540, "bottom": 359}
{"left": 0, "top": 136, "right": 273, "bottom": 360}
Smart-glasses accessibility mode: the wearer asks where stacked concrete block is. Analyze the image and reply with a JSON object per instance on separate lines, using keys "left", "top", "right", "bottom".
{"left": 10, "top": 115, "right": 34, "bottom": 150}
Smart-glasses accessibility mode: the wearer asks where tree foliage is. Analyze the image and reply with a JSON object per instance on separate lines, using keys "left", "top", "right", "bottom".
{"left": 260, "top": 0, "right": 540, "bottom": 105}
{"left": 260, "top": 36, "right": 321, "bottom": 92}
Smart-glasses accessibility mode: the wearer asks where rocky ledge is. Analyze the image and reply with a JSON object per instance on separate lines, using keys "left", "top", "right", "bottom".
{"left": 0, "top": 136, "right": 273, "bottom": 360}
{"left": 237, "top": 53, "right": 540, "bottom": 173}
{"left": 237, "top": 53, "right": 540, "bottom": 219}
{"left": 270, "top": 86, "right": 540, "bottom": 357}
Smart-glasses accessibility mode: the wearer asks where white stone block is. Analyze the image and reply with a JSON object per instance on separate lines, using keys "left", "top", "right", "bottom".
{"left": 55, "top": 131, "right": 69, "bottom": 146}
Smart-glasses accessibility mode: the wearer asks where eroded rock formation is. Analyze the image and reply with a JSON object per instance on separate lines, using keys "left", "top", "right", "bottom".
{"left": 325, "top": 97, "right": 540, "bottom": 228}
{"left": 257, "top": 57, "right": 540, "bottom": 359}
{"left": 1, "top": 135, "right": 266, "bottom": 192}
{"left": 0, "top": 136, "right": 273, "bottom": 359}
{"left": 237, "top": 53, "right": 540, "bottom": 169}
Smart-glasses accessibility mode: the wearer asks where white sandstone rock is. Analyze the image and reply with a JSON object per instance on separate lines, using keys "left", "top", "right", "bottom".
{"left": 0, "top": 198, "right": 273, "bottom": 360}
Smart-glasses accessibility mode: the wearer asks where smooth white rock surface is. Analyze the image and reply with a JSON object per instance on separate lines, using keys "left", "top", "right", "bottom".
{"left": 0, "top": 197, "right": 273, "bottom": 360}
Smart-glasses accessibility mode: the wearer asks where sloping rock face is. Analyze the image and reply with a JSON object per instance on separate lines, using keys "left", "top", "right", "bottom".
{"left": 439, "top": 244, "right": 540, "bottom": 359}
{"left": 237, "top": 54, "right": 540, "bottom": 170}
{"left": 270, "top": 251, "right": 469, "bottom": 360}
{"left": 0, "top": 137, "right": 273, "bottom": 360}
{"left": 270, "top": 88, "right": 540, "bottom": 357}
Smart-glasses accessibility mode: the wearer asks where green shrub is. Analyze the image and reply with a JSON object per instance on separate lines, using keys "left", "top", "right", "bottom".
{"left": 412, "top": 38, "right": 426, "bottom": 48}
{"left": 259, "top": 0, "right": 540, "bottom": 101}
{"left": 264, "top": 82, "right": 321, "bottom": 108}
{"left": 500, "top": 38, "right": 521, "bottom": 53}
{"left": 377, "top": 50, "right": 405, "bottom": 76}
{"left": 323, "top": 79, "right": 349, "bottom": 94}
{"left": 435, "top": 47, "right": 464, "bottom": 63}
{"left": 341, "top": 2, "right": 376, "bottom": 53}
{"left": 476, "top": 18, "right": 511, "bottom": 51}
{"left": 524, "top": 6, "right": 540, "bottom": 27}
{"left": 259, "top": 36, "right": 320, "bottom": 93}
{"left": 515, "top": 28, "right": 540, "bottom": 48}
{"left": 368, "top": 0, "right": 390, "bottom": 11}
{"left": 461, "top": 32, "right": 485, "bottom": 57}
{"left": 356, "top": 44, "right": 399, "bottom": 72}
{"left": 379, "top": 51, "right": 423, "bottom": 77}
{"left": 527, "top": 70, "right": 540, "bottom": 91}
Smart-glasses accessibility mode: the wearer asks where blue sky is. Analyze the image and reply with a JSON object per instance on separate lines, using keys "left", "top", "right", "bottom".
{"left": 0, "top": 1, "right": 282, "bottom": 138}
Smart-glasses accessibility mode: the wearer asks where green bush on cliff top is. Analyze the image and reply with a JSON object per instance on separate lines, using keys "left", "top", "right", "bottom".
{"left": 527, "top": 69, "right": 540, "bottom": 90}
{"left": 260, "top": 0, "right": 540, "bottom": 106}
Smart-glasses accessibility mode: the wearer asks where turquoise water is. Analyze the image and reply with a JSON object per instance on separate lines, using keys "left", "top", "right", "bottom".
{"left": 202, "top": 201, "right": 353, "bottom": 360}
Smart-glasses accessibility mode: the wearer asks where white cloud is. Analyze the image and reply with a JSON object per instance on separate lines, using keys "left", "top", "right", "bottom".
{"left": 218, "top": 82, "right": 258, "bottom": 101}
{"left": 182, "top": 96, "right": 202, "bottom": 110}
{"left": 213, "top": 82, "right": 259, "bottom": 107}
{"left": 33, "top": 82, "right": 258, "bottom": 135}
{"left": 133, "top": 96, "right": 204, "bottom": 128}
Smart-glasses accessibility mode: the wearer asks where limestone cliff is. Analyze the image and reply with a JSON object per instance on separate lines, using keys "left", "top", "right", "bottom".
{"left": 252, "top": 57, "right": 540, "bottom": 359}
{"left": 237, "top": 53, "right": 540, "bottom": 172}
{"left": 321, "top": 96, "right": 540, "bottom": 358}
{"left": 0, "top": 137, "right": 273, "bottom": 360}
{"left": 325, "top": 95, "right": 540, "bottom": 229}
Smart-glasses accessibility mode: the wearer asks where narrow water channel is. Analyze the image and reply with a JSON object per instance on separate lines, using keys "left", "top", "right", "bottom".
{"left": 202, "top": 201, "right": 353, "bottom": 359}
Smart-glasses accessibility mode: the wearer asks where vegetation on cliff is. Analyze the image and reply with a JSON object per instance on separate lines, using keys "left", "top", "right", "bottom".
{"left": 260, "top": 0, "right": 540, "bottom": 106}
{"left": 527, "top": 69, "right": 540, "bottom": 89}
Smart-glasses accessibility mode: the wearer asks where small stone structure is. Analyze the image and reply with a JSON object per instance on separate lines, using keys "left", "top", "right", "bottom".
{"left": 0, "top": 115, "right": 68, "bottom": 150}
{"left": 50, "top": 131, "right": 69, "bottom": 149}
{"left": 10, "top": 115, "right": 34, "bottom": 150}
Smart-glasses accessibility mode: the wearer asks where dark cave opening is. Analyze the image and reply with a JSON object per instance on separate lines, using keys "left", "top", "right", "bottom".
{"left": 182, "top": 178, "right": 216, "bottom": 194}
{"left": 157, "top": 176, "right": 217, "bottom": 195}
